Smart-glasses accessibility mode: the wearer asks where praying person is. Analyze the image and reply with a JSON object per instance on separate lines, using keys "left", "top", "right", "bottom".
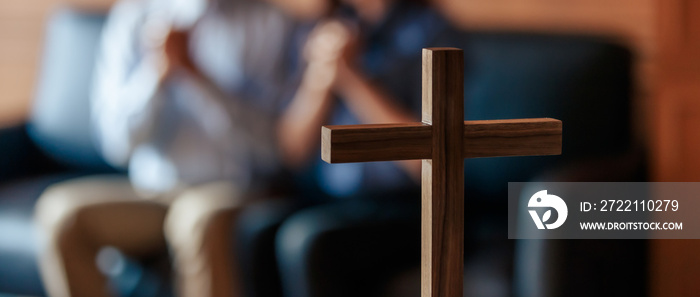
{"left": 234, "top": 0, "right": 459, "bottom": 296}
{"left": 33, "top": 0, "right": 328, "bottom": 296}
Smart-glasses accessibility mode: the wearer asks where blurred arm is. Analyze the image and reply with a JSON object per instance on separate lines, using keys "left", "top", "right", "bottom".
{"left": 90, "top": 0, "right": 168, "bottom": 168}
{"left": 278, "top": 20, "right": 420, "bottom": 178}
{"left": 334, "top": 62, "right": 421, "bottom": 179}
{"left": 335, "top": 63, "right": 415, "bottom": 125}
{"left": 277, "top": 63, "right": 336, "bottom": 169}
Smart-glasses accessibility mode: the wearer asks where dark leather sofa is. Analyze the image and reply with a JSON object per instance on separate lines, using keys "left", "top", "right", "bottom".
{"left": 0, "top": 7, "right": 646, "bottom": 297}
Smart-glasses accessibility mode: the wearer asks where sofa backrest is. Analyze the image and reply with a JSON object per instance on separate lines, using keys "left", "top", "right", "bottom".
{"left": 460, "top": 32, "right": 634, "bottom": 197}
{"left": 27, "top": 8, "right": 113, "bottom": 171}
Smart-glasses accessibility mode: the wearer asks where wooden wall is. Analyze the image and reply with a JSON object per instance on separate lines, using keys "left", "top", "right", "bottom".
{"left": 0, "top": 0, "right": 56, "bottom": 126}
{"left": 652, "top": 0, "right": 700, "bottom": 295}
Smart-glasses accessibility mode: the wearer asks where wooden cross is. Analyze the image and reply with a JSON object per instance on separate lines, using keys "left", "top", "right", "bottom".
{"left": 321, "top": 48, "right": 562, "bottom": 297}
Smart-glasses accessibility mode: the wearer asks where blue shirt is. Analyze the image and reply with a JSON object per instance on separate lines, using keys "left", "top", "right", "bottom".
{"left": 301, "top": 3, "right": 453, "bottom": 199}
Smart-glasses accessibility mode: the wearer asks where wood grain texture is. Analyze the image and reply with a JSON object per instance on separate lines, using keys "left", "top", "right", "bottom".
{"left": 321, "top": 123, "right": 431, "bottom": 163}
{"left": 320, "top": 48, "right": 562, "bottom": 297}
{"left": 321, "top": 118, "right": 561, "bottom": 163}
{"left": 464, "top": 118, "right": 562, "bottom": 158}
{"left": 421, "top": 48, "right": 464, "bottom": 297}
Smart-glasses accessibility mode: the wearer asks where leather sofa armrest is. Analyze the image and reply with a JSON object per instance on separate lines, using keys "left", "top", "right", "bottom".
{"left": 0, "top": 123, "right": 64, "bottom": 182}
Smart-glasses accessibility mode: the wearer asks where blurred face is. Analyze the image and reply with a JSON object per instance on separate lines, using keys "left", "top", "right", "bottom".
{"left": 266, "top": 0, "right": 332, "bottom": 20}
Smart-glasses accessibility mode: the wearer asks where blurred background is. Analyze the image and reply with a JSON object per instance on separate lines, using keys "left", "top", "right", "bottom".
{"left": 1, "top": 0, "right": 697, "bottom": 296}
{"left": 0, "top": 0, "right": 654, "bottom": 129}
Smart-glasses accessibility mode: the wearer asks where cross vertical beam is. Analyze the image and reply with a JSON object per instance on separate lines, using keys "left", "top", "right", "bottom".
{"left": 421, "top": 48, "right": 464, "bottom": 297}
{"left": 321, "top": 47, "right": 561, "bottom": 297}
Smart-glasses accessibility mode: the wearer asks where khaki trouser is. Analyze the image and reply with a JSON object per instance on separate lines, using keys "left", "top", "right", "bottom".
{"left": 35, "top": 175, "right": 244, "bottom": 297}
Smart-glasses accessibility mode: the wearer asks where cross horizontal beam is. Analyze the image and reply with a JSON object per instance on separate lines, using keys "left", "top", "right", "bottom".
{"left": 321, "top": 118, "right": 562, "bottom": 163}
